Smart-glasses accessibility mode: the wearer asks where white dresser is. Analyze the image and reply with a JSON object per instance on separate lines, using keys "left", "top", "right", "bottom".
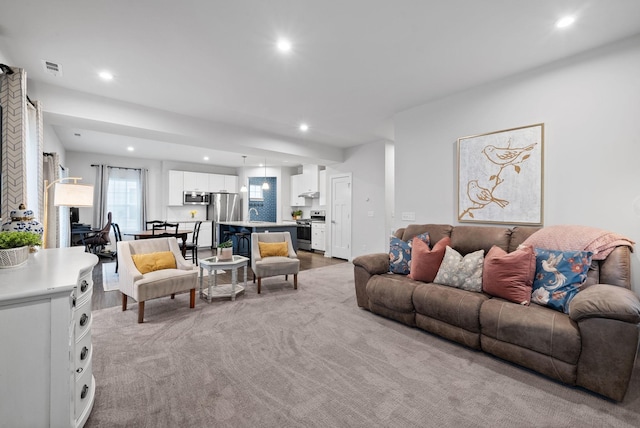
{"left": 0, "top": 247, "right": 98, "bottom": 428}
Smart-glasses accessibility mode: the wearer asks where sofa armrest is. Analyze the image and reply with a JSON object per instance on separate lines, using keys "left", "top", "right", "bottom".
{"left": 569, "top": 284, "right": 640, "bottom": 323}
{"left": 352, "top": 253, "right": 389, "bottom": 275}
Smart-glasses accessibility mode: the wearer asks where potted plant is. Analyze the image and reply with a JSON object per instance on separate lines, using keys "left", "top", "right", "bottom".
{"left": 217, "top": 239, "right": 233, "bottom": 261}
{"left": 0, "top": 230, "right": 42, "bottom": 268}
{"left": 291, "top": 209, "right": 303, "bottom": 220}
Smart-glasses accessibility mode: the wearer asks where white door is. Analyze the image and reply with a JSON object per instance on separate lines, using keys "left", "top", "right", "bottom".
{"left": 331, "top": 174, "right": 352, "bottom": 260}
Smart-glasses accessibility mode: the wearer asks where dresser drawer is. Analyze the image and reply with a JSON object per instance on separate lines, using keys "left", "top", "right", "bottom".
{"left": 74, "top": 297, "right": 92, "bottom": 339}
{"left": 74, "top": 331, "right": 92, "bottom": 375}
{"left": 74, "top": 360, "right": 94, "bottom": 421}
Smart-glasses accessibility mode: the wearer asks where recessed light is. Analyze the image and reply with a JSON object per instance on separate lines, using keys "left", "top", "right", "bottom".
{"left": 203, "top": 156, "right": 209, "bottom": 161}
{"left": 555, "top": 16, "right": 575, "bottom": 29}
{"left": 299, "top": 123, "right": 309, "bottom": 132}
{"left": 127, "top": 146, "right": 134, "bottom": 152}
{"left": 277, "top": 38, "right": 292, "bottom": 53}
{"left": 99, "top": 71, "right": 114, "bottom": 80}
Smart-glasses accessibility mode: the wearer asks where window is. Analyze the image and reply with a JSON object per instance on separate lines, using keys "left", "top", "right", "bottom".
{"left": 249, "top": 184, "right": 264, "bottom": 201}
{"left": 107, "top": 168, "right": 142, "bottom": 233}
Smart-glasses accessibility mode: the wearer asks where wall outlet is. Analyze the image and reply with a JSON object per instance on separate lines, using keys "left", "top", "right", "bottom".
{"left": 401, "top": 212, "right": 415, "bottom": 221}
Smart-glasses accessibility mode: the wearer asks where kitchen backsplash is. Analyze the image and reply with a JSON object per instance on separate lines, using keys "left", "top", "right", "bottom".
{"left": 166, "top": 206, "right": 207, "bottom": 222}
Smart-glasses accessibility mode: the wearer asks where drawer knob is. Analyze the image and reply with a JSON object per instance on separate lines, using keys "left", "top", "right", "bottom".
{"left": 80, "top": 280, "right": 89, "bottom": 293}
{"left": 81, "top": 384, "right": 89, "bottom": 399}
{"left": 80, "top": 313, "right": 89, "bottom": 327}
{"left": 80, "top": 346, "right": 89, "bottom": 360}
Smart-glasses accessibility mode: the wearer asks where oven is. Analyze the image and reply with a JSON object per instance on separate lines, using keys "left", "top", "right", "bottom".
{"left": 296, "top": 219, "right": 312, "bottom": 251}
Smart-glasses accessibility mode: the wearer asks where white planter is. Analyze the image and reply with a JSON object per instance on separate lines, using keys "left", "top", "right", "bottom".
{"left": 217, "top": 247, "right": 233, "bottom": 261}
{"left": 0, "top": 246, "right": 30, "bottom": 268}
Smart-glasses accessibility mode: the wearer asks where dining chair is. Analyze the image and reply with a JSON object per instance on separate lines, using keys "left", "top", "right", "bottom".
{"left": 152, "top": 222, "right": 179, "bottom": 236}
{"left": 82, "top": 212, "right": 112, "bottom": 254}
{"left": 111, "top": 222, "right": 123, "bottom": 272}
{"left": 184, "top": 221, "right": 202, "bottom": 266}
{"left": 250, "top": 231, "right": 300, "bottom": 294}
{"left": 145, "top": 220, "right": 164, "bottom": 230}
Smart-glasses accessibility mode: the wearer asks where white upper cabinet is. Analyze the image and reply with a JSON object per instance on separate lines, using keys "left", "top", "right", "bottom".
{"left": 224, "top": 175, "right": 238, "bottom": 193}
{"left": 290, "top": 174, "right": 308, "bottom": 206}
{"left": 208, "top": 174, "right": 226, "bottom": 193}
{"left": 318, "top": 169, "right": 327, "bottom": 206}
{"left": 183, "top": 172, "right": 210, "bottom": 191}
{"left": 168, "top": 170, "right": 184, "bottom": 206}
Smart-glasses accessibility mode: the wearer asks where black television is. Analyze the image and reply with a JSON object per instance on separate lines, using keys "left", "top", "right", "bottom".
{"left": 70, "top": 207, "right": 80, "bottom": 223}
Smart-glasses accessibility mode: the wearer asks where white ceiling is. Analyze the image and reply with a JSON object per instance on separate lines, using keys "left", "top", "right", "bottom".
{"left": 2, "top": 1, "right": 640, "bottom": 167}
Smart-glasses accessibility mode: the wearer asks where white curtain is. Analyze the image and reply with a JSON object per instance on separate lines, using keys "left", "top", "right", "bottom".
{"left": 93, "top": 164, "right": 109, "bottom": 228}
{"left": 43, "top": 153, "right": 59, "bottom": 248}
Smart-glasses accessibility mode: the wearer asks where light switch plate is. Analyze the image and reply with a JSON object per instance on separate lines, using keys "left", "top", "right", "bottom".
{"left": 401, "top": 212, "right": 415, "bottom": 221}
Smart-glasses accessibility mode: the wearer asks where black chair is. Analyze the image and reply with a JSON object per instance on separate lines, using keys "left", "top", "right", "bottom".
{"left": 184, "top": 221, "right": 202, "bottom": 265}
{"left": 82, "top": 212, "right": 112, "bottom": 254}
{"left": 111, "top": 223, "right": 123, "bottom": 273}
{"left": 145, "top": 220, "right": 164, "bottom": 230}
{"left": 152, "top": 222, "right": 179, "bottom": 237}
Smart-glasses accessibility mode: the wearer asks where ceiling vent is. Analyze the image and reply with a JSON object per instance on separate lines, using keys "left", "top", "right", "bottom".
{"left": 41, "top": 60, "right": 63, "bottom": 77}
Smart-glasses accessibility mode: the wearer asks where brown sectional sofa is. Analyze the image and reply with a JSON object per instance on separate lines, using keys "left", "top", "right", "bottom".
{"left": 353, "top": 224, "right": 640, "bottom": 401}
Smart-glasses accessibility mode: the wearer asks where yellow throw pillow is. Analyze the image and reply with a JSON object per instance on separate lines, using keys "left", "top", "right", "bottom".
{"left": 131, "top": 251, "right": 177, "bottom": 274}
{"left": 258, "top": 241, "right": 289, "bottom": 258}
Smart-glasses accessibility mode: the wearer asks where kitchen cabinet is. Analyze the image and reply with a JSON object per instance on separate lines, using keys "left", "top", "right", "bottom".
{"left": 199, "top": 221, "right": 213, "bottom": 248}
{"left": 208, "top": 174, "right": 225, "bottom": 193}
{"left": 311, "top": 222, "right": 325, "bottom": 252}
{"left": 168, "top": 170, "right": 184, "bottom": 206}
{"left": 290, "top": 174, "right": 309, "bottom": 206}
{"left": 183, "top": 171, "right": 210, "bottom": 192}
{"left": 300, "top": 164, "right": 319, "bottom": 194}
{"left": 318, "top": 169, "right": 327, "bottom": 206}
{"left": 0, "top": 248, "right": 98, "bottom": 428}
{"left": 224, "top": 175, "right": 238, "bottom": 193}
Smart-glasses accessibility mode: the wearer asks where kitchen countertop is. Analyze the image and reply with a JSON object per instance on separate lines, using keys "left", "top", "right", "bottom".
{"left": 217, "top": 221, "right": 297, "bottom": 228}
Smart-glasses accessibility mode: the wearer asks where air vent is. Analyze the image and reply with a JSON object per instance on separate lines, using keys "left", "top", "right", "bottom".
{"left": 41, "top": 60, "right": 63, "bottom": 77}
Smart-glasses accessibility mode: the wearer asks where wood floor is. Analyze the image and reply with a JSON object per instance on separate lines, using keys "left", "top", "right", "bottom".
{"left": 91, "top": 249, "right": 347, "bottom": 311}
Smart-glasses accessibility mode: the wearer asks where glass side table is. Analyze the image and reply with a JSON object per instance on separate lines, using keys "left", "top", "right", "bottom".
{"left": 198, "top": 255, "right": 249, "bottom": 302}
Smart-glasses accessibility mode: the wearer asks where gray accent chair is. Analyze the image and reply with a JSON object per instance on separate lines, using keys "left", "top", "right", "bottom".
{"left": 117, "top": 237, "right": 198, "bottom": 323}
{"left": 251, "top": 232, "right": 300, "bottom": 294}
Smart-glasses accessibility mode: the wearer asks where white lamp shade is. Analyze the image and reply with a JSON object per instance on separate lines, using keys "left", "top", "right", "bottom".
{"left": 53, "top": 183, "right": 94, "bottom": 207}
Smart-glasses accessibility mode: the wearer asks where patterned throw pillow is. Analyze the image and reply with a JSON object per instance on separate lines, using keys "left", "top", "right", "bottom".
{"left": 531, "top": 248, "right": 592, "bottom": 313}
{"left": 389, "top": 232, "right": 430, "bottom": 274}
{"left": 433, "top": 246, "right": 484, "bottom": 292}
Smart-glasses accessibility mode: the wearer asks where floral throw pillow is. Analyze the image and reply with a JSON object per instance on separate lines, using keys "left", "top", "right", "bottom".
{"left": 531, "top": 248, "right": 593, "bottom": 313}
{"left": 433, "top": 246, "right": 484, "bottom": 292}
{"left": 389, "top": 232, "right": 429, "bottom": 275}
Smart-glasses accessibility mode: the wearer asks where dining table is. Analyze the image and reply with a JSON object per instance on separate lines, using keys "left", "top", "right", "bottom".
{"left": 124, "top": 229, "right": 193, "bottom": 257}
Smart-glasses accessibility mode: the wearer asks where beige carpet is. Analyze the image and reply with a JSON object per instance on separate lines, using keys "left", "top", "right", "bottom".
{"left": 86, "top": 263, "right": 640, "bottom": 427}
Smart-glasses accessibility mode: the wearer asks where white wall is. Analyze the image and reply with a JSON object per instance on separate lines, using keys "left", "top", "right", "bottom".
{"left": 394, "top": 35, "right": 640, "bottom": 291}
{"left": 326, "top": 140, "right": 388, "bottom": 259}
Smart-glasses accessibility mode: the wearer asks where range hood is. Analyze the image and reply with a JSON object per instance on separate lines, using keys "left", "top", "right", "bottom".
{"left": 298, "top": 191, "right": 320, "bottom": 198}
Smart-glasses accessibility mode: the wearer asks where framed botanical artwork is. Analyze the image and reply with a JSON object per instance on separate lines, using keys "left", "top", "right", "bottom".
{"left": 457, "top": 123, "right": 544, "bottom": 225}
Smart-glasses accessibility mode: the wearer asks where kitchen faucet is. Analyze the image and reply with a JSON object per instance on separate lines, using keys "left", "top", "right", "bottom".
{"left": 249, "top": 207, "right": 259, "bottom": 220}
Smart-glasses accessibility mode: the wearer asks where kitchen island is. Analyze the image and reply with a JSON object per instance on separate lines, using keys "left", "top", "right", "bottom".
{"left": 217, "top": 221, "right": 299, "bottom": 253}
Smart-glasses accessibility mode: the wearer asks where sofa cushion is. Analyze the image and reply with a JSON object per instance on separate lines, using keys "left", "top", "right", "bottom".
{"left": 366, "top": 274, "right": 417, "bottom": 314}
{"left": 408, "top": 236, "right": 451, "bottom": 283}
{"left": 389, "top": 233, "right": 429, "bottom": 274}
{"left": 131, "top": 251, "right": 177, "bottom": 274}
{"left": 433, "top": 246, "right": 484, "bottom": 292}
{"left": 450, "top": 226, "right": 510, "bottom": 255}
{"left": 400, "top": 224, "right": 452, "bottom": 244}
{"left": 482, "top": 245, "right": 536, "bottom": 305}
{"left": 413, "top": 282, "right": 489, "bottom": 333}
{"left": 532, "top": 248, "right": 592, "bottom": 313}
{"left": 480, "top": 298, "right": 581, "bottom": 365}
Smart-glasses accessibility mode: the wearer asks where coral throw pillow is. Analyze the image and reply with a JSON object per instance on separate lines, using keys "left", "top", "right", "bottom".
{"left": 389, "top": 232, "right": 430, "bottom": 274}
{"left": 482, "top": 245, "right": 536, "bottom": 305}
{"left": 433, "top": 246, "right": 484, "bottom": 292}
{"left": 258, "top": 241, "right": 289, "bottom": 257}
{"left": 408, "top": 236, "right": 451, "bottom": 283}
{"left": 531, "top": 248, "right": 592, "bottom": 313}
{"left": 131, "top": 251, "right": 177, "bottom": 274}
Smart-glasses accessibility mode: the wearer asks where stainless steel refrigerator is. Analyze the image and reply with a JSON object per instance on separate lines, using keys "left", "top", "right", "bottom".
{"left": 207, "top": 192, "right": 241, "bottom": 247}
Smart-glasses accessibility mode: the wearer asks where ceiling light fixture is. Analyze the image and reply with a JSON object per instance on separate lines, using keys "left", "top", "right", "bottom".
{"left": 99, "top": 71, "right": 114, "bottom": 80}
{"left": 299, "top": 123, "right": 309, "bottom": 132}
{"left": 127, "top": 146, "right": 134, "bottom": 151}
{"left": 555, "top": 16, "right": 575, "bottom": 29}
{"left": 277, "top": 38, "right": 292, "bottom": 53}
{"left": 203, "top": 156, "right": 209, "bottom": 161}
{"left": 240, "top": 156, "right": 248, "bottom": 193}
{"left": 262, "top": 158, "right": 270, "bottom": 190}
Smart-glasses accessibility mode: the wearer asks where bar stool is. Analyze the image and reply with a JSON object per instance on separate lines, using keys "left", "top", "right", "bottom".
{"left": 234, "top": 231, "right": 251, "bottom": 258}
